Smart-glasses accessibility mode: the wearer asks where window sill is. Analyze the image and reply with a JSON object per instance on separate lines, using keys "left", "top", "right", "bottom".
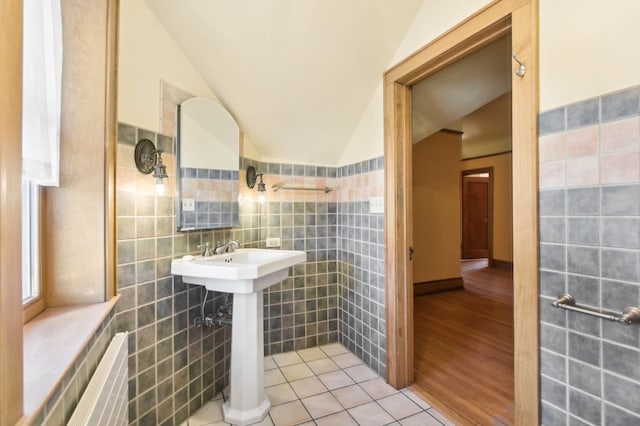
{"left": 21, "top": 297, "right": 119, "bottom": 421}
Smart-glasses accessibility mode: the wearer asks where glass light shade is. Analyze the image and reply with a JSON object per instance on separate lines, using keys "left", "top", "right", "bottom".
{"left": 155, "top": 177, "right": 165, "bottom": 195}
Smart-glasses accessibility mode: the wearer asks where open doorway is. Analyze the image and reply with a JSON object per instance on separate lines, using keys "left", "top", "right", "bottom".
{"left": 410, "top": 71, "right": 514, "bottom": 421}
{"left": 383, "top": 0, "right": 539, "bottom": 424}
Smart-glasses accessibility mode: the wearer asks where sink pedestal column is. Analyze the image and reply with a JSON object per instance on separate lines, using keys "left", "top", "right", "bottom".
{"left": 222, "top": 289, "right": 270, "bottom": 425}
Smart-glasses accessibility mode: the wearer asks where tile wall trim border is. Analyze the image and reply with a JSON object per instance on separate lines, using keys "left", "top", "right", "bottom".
{"left": 539, "top": 85, "right": 640, "bottom": 136}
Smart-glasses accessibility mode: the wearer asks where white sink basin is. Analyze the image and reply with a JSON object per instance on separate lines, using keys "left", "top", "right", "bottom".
{"left": 171, "top": 247, "right": 306, "bottom": 425}
{"left": 171, "top": 248, "right": 306, "bottom": 293}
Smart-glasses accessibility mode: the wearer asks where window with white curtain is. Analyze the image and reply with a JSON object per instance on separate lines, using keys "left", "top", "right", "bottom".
{"left": 22, "top": 0, "right": 63, "bottom": 304}
{"left": 21, "top": 180, "right": 41, "bottom": 303}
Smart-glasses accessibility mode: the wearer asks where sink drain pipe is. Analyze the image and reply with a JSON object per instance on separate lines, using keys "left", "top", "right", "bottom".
{"left": 194, "top": 288, "right": 233, "bottom": 328}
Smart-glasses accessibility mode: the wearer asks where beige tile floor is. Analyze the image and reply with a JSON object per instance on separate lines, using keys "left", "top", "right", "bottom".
{"left": 183, "top": 343, "right": 454, "bottom": 426}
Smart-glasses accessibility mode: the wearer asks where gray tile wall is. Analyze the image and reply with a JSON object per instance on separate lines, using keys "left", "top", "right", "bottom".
{"left": 337, "top": 201, "right": 386, "bottom": 376}
{"left": 34, "top": 310, "right": 116, "bottom": 425}
{"left": 117, "top": 124, "right": 388, "bottom": 424}
{"left": 241, "top": 155, "right": 387, "bottom": 376}
{"left": 239, "top": 157, "right": 340, "bottom": 354}
{"left": 337, "top": 158, "right": 387, "bottom": 376}
{"left": 117, "top": 123, "right": 232, "bottom": 426}
{"left": 539, "top": 86, "right": 640, "bottom": 425}
{"left": 258, "top": 200, "right": 340, "bottom": 354}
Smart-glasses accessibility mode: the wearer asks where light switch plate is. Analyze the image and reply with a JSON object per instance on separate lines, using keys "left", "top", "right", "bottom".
{"left": 182, "top": 198, "right": 195, "bottom": 212}
{"left": 266, "top": 237, "right": 281, "bottom": 247}
{"left": 370, "top": 196, "right": 384, "bottom": 214}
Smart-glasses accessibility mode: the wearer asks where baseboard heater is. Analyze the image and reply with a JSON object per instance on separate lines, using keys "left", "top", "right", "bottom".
{"left": 68, "top": 332, "right": 129, "bottom": 426}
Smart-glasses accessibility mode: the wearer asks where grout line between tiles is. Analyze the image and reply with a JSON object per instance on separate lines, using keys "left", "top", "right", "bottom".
{"left": 188, "top": 345, "right": 451, "bottom": 425}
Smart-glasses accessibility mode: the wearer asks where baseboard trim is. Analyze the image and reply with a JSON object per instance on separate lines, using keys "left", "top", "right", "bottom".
{"left": 490, "top": 258, "right": 513, "bottom": 270}
{"left": 414, "top": 277, "right": 464, "bottom": 296}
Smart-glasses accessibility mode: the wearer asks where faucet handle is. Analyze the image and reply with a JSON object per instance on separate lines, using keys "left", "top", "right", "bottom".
{"left": 197, "top": 242, "right": 213, "bottom": 257}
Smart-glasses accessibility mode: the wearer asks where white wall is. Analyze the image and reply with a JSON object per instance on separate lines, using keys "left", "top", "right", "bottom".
{"left": 390, "top": 0, "right": 492, "bottom": 66}
{"left": 120, "top": 0, "right": 640, "bottom": 164}
{"left": 539, "top": 0, "right": 640, "bottom": 111}
{"left": 241, "top": 134, "right": 263, "bottom": 161}
{"left": 340, "top": 0, "right": 491, "bottom": 165}
{"left": 339, "top": 83, "right": 384, "bottom": 164}
{"left": 342, "top": 0, "right": 640, "bottom": 165}
{"left": 118, "top": 0, "right": 216, "bottom": 132}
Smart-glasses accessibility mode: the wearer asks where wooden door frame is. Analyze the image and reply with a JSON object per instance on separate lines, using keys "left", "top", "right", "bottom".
{"left": 383, "top": 0, "right": 539, "bottom": 423}
{"left": 0, "top": 1, "right": 24, "bottom": 423}
{"left": 461, "top": 167, "right": 494, "bottom": 262}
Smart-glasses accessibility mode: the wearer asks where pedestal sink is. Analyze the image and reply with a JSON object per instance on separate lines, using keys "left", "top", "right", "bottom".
{"left": 171, "top": 248, "right": 306, "bottom": 426}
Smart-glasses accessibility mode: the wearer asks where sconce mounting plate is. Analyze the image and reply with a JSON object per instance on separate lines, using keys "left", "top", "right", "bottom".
{"left": 246, "top": 165, "right": 257, "bottom": 189}
{"left": 134, "top": 138, "right": 157, "bottom": 175}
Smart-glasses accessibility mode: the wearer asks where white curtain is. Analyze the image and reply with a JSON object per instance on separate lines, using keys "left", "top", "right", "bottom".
{"left": 22, "top": 0, "right": 63, "bottom": 186}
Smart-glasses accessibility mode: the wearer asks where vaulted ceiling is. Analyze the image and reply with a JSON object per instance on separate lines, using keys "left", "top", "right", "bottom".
{"left": 412, "top": 35, "right": 511, "bottom": 143}
{"left": 145, "top": 1, "right": 512, "bottom": 166}
{"left": 145, "top": 0, "right": 424, "bottom": 165}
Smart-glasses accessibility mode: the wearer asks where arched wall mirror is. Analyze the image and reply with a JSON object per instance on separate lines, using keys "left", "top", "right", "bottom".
{"left": 176, "top": 97, "right": 240, "bottom": 230}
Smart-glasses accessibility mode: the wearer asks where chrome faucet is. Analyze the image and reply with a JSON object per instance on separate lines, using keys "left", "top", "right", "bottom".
{"left": 215, "top": 239, "right": 240, "bottom": 255}
{"left": 197, "top": 242, "right": 215, "bottom": 257}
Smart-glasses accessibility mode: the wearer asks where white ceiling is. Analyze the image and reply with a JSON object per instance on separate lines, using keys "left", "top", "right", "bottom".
{"left": 145, "top": 0, "right": 424, "bottom": 165}
{"left": 411, "top": 35, "right": 512, "bottom": 143}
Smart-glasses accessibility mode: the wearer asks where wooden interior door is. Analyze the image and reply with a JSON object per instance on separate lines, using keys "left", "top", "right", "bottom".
{"left": 462, "top": 175, "right": 491, "bottom": 259}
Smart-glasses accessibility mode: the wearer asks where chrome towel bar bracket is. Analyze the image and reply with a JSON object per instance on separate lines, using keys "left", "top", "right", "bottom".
{"left": 552, "top": 293, "right": 640, "bottom": 325}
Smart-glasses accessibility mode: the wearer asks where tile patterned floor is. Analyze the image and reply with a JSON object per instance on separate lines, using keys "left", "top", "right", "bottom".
{"left": 183, "top": 343, "right": 454, "bottom": 426}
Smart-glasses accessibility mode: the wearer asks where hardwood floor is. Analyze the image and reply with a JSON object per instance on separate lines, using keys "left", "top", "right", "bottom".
{"left": 414, "top": 259, "right": 514, "bottom": 425}
{"left": 461, "top": 259, "right": 513, "bottom": 303}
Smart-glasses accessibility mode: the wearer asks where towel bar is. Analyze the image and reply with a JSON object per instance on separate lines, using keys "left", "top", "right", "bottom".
{"left": 272, "top": 184, "right": 333, "bottom": 193}
{"left": 551, "top": 293, "right": 640, "bottom": 325}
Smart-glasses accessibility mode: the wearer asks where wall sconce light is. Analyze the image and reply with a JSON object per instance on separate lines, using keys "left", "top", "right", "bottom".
{"left": 134, "top": 138, "right": 168, "bottom": 195}
{"left": 246, "top": 165, "right": 266, "bottom": 204}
